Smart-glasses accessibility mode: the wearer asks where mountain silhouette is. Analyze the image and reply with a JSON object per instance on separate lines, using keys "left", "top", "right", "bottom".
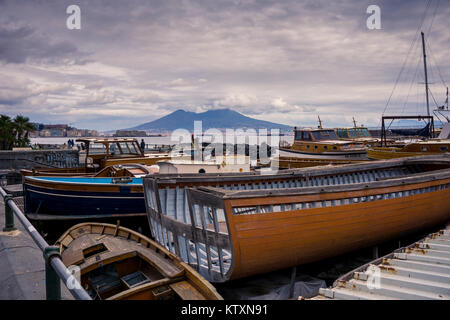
{"left": 126, "top": 108, "right": 292, "bottom": 131}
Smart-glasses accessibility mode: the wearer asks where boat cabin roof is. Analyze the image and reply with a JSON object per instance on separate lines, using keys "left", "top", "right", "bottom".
{"left": 76, "top": 138, "right": 140, "bottom": 144}
{"left": 294, "top": 128, "right": 341, "bottom": 142}
{"left": 76, "top": 138, "right": 145, "bottom": 160}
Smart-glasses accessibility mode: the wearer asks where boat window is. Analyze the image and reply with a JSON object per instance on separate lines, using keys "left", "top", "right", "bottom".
{"left": 311, "top": 130, "right": 338, "bottom": 141}
{"left": 118, "top": 142, "right": 141, "bottom": 156}
{"left": 357, "top": 128, "right": 371, "bottom": 137}
{"left": 89, "top": 143, "right": 107, "bottom": 155}
{"left": 421, "top": 146, "right": 429, "bottom": 152}
{"left": 130, "top": 142, "right": 141, "bottom": 154}
{"left": 348, "top": 129, "right": 358, "bottom": 138}
{"left": 324, "top": 146, "right": 328, "bottom": 150}
{"left": 336, "top": 129, "right": 348, "bottom": 139}
{"left": 295, "top": 131, "right": 312, "bottom": 141}
{"left": 302, "top": 131, "right": 312, "bottom": 141}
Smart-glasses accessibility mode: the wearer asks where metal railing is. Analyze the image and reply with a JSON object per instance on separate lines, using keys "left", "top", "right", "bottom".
{"left": 0, "top": 186, "right": 91, "bottom": 300}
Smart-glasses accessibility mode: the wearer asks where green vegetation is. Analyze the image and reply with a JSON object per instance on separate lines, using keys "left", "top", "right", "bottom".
{"left": 0, "top": 115, "right": 35, "bottom": 150}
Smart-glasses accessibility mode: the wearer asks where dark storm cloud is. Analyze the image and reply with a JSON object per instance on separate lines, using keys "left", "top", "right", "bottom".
{"left": 0, "top": 20, "right": 86, "bottom": 64}
{"left": 0, "top": 0, "right": 449, "bottom": 130}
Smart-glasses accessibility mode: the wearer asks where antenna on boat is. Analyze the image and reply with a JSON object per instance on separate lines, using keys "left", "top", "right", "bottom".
{"left": 352, "top": 117, "right": 357, "bottom": 128}
{"left": 421, "top": 31, "right": 430, "bottom": 117}
{"left": 317, "top": 116, "right": 323, "bottom": 129}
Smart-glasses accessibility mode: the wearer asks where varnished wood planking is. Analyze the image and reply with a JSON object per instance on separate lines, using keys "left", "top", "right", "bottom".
{"left": 231, "top": 189, "right": 449, "bottom": 234}
{"left": 227, "top": 189, "right": 450, "bottom": 279}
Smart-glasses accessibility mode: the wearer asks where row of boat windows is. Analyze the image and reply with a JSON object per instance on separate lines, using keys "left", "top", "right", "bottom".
{"left": 295, "top": 130, "right": 339, "bottom": 141}
{"left": 418, "top": 146, "right": 448, "bottom": 152}
{"left": 231, "top": 183, "right": 450, "bottom": 215}
{"left": 305, "top": 145, "right": 338, "bottom": 150}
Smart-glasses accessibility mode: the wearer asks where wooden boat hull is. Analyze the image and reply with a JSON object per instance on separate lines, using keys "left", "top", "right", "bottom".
{"left": 367, "top": 147, "right": 444, "bottom": 160}
{"left": 279, "top": 148, "right": 368, "bottom": 160}
{"left": 20, "top": 167, "right": 97, "bottom": 177}
{"left": 23, "top": 177, "right": 145, "bottom": 218}
{"left": 273, "top": 156, "right": 368, "bottom": 169}
{"left": 56, "top": 223, "right": 222, "bottom": 300}
{"left": 142, "top": 155, "right": 450, "bottom": 282}
{"left": 224, "top": 179, "right": 450, "bottom": 279}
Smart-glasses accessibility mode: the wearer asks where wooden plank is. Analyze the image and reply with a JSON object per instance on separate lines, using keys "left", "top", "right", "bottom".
{"left": 169, "top": 281, "right": 206, "bottom": 300}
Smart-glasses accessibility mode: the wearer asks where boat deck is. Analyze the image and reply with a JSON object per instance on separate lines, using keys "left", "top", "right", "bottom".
{"left": 310, "top": 224, "right": 450, "bottom": 300}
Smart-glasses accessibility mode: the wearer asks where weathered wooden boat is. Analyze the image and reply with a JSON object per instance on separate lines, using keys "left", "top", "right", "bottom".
{"left": 55, "top": 222, "right": 222, "bottom": 300}
{"left": 142, "top": 154, "right": 450, "bottom": 282}
{"left": 368, "top": 123, "right": 450, "bottom": 160}
{"left": 20, "top": 138, "right": 171, "bottom": 177}
{"left": 368, "top": 141, "right": 450, "bottom": 159}
{"left": 279, "top": 127, "right": 368, "bottom": 160}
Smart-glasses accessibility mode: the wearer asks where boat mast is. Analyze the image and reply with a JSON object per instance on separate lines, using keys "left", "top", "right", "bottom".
{"left": 421, "top": 31, "right": 430, "bottom": 117}
{"left": 317, "top": 116, "right": 323, "bottom": 129}
{"left": 447, "top": 87, "right": 449, "bottom": 109}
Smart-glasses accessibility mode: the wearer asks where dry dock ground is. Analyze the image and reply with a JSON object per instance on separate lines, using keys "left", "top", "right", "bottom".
{"left": 0, "top": 196, "right": 73, "bottom": 300}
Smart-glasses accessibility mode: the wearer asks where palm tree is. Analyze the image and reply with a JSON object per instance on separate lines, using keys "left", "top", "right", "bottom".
{"left": 0, "top": 115, "right": 14, "bottom": 150}
{"left": 12, "top": 115, "right": 35, "bottom": 147}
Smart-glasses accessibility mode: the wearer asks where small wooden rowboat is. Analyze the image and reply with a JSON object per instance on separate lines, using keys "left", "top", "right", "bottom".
{"left": 55, "top": 222, "right": 222, "bottom": 300}
{"left": 142, "top": 154, "right": 450, "bottom": 282}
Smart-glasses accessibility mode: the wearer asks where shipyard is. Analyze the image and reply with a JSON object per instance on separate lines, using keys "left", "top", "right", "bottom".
{"left": 0, "top": 0, "right": 449, "bottom": 315}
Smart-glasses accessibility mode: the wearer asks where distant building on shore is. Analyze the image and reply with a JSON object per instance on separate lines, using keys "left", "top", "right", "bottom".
{"left": 32, "top": 123, "right": 98, "bottom": 137}
{"left": 113, "top": 130, "right": 147, "bottom": 137}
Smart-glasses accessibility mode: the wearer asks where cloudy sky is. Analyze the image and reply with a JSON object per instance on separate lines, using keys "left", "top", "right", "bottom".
{"left": 0, "top": 0, "right": 449, "bottom": 131}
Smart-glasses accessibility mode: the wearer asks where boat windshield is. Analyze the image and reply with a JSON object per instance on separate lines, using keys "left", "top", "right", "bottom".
{"left": 311, "top": 130, "right": 338, "bottom": 141}
{"left": 112, "top": 142, "right": 141, "bottom": 156}
{"left": 295, "top": 131, "right": 312, "bottom": 141}
{"left": 336, "top": 129, "right": 350, "bottom": 139}
{"left": 356, "top": 128, "right": 371, "bottom": 137}
{"left": 89, "top": 143, "right": 107, "bottom": 155}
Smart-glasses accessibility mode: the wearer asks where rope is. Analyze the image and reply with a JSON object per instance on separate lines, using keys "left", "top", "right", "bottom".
{"left": 381, "top": 0, "right": 432, "bottom": 118}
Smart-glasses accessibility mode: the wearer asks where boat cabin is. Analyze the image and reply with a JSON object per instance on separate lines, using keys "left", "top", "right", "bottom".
{"left": 287, "top": 128, "right": 367, "bottom": 157}
{"left": 294, "top": 128, "right": 339, "bottom": 142}
{"left": 78, "top": 138, "right": 145, "bottom": 169}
